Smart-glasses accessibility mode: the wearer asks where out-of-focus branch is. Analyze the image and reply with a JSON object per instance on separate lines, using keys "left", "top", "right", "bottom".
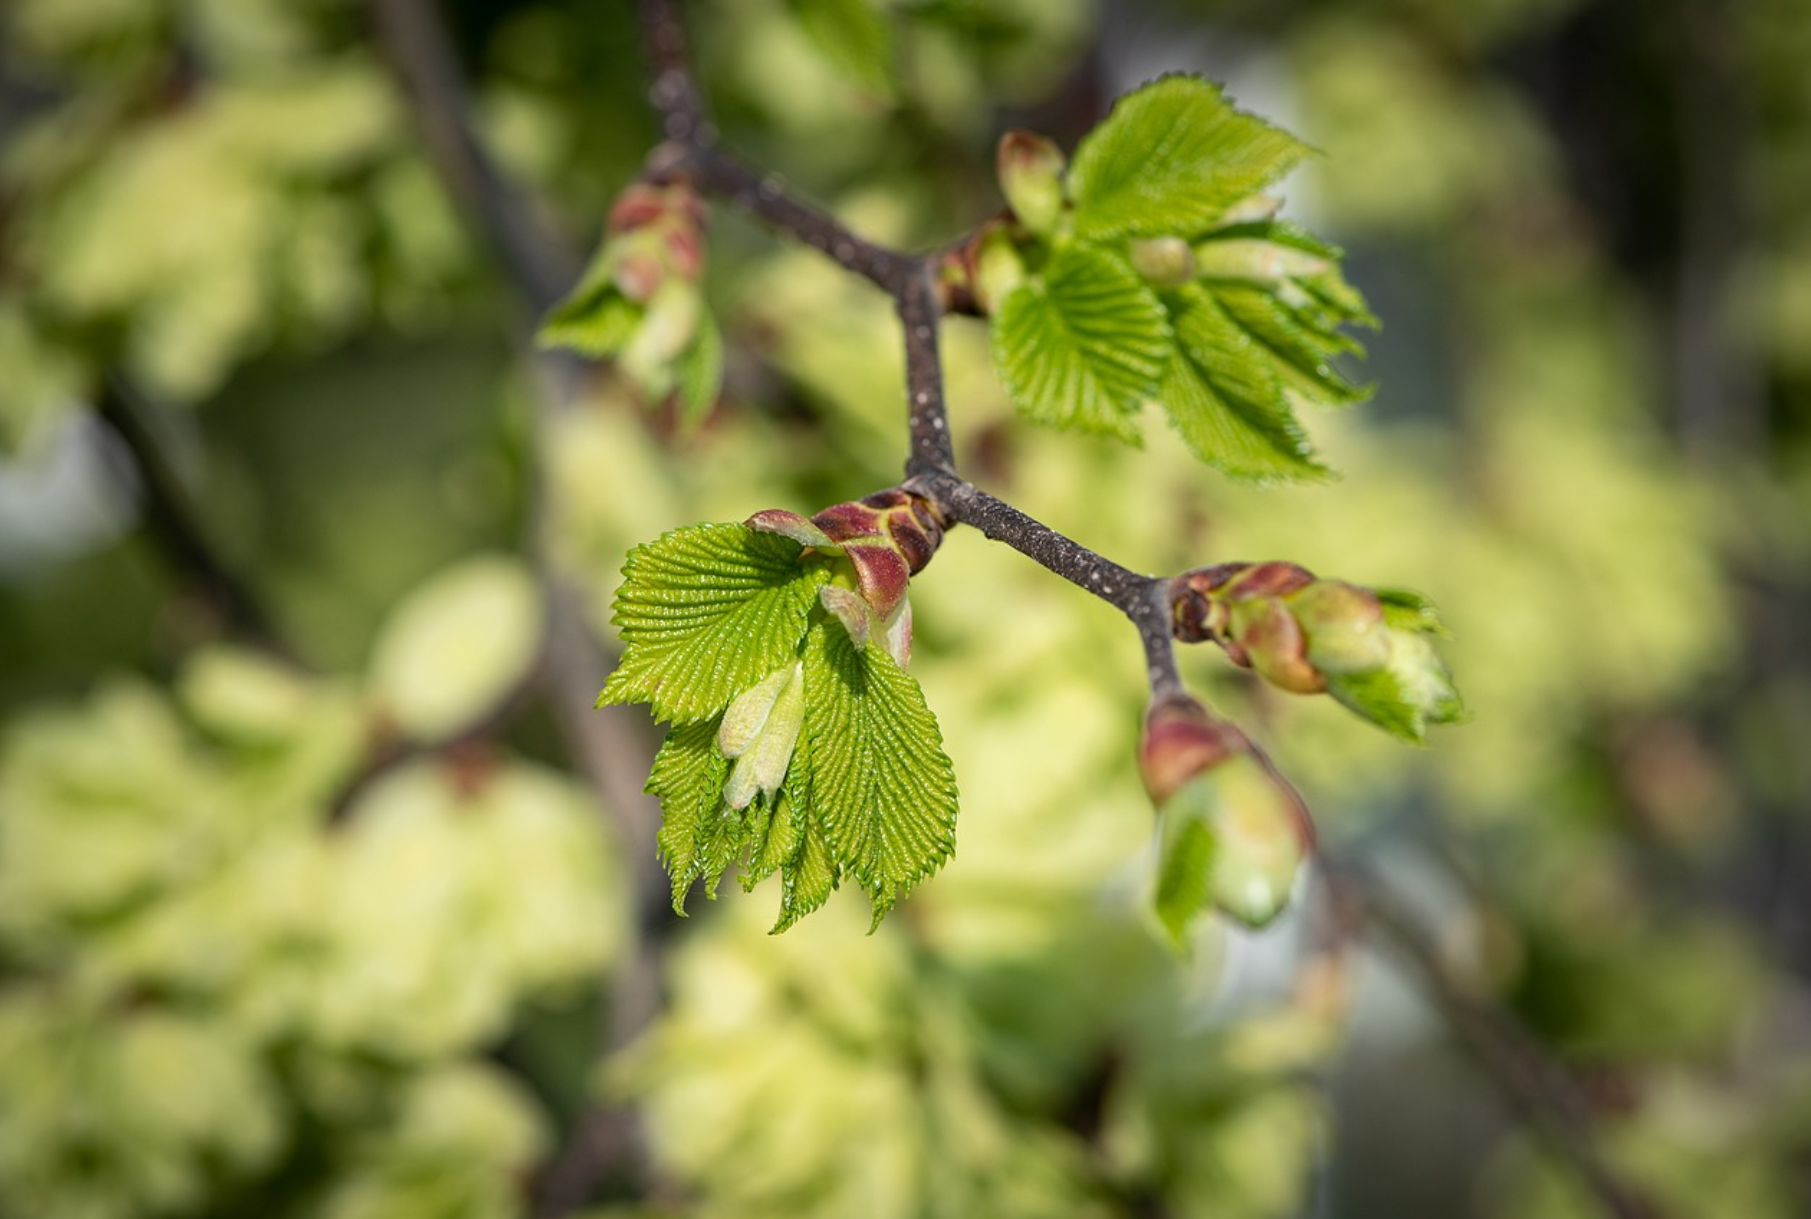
{"left": 370, "top": 0, "right": 576, "bottom": 312}
{"left": 94, "top": 378, "right": 289, "bottom": 656}
{"left": 1324, "top": 862, "right": 1665, "bottom": 1219}
{"left": 369, "top": 0, "right": 668, "bottom": 1207}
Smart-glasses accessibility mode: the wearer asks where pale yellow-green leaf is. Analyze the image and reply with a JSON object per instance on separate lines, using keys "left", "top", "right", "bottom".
{"left": 367, "top": 554, "right": 542, "bottom": 743}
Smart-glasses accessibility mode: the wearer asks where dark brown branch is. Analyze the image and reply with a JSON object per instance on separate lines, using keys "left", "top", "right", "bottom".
{"left": 95, "top": 379, "right": 289, "bottom": 656}
{"left": 908, "top": 469, "right": 1184, "bottom": 700}
{"left": 656, "top": 143, "right": 919, "bottom": 295}
{"left": 1325, "top": 862, "right": 1664, "bottom": 1219}
{"left": 370, "top": 0, "right": 576, "bottom": 312}
{"left": 631, "top": 1, "right": 1176, "bottom": 700}
{"left": 636, "top": 0, "right": 710, "bottom": 145}
{"left": 899, "top": 266, "right": 957, "bottom": 476}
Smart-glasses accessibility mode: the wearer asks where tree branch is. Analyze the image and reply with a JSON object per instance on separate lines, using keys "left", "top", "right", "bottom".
{"left": 1324, "top": 862, "right": 1665, "bottom": 1219}
{"left": 94, "top": 378, "right": 289, "bottom": 656}
{"left": 370, "top": 0, "right": 576, "bottom": 312}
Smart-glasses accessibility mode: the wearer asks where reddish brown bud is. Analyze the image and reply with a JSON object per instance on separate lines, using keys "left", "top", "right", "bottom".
{"left": 1138, "top": 695, "right": 1247, "bottom": 806}
{"left": 1222, "top": 561, "right": 1317, "bottom": 600}
{"left": 607, "top": 182, "right": 671, "bottom": 233}
{"left": 1231, "top": 598, "right": 1324, "bottom": 694}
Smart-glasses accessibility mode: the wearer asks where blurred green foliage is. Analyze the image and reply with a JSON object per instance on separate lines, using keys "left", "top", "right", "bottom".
{"left": 3, "top": 0, "right": 1810, "bottom": 1217}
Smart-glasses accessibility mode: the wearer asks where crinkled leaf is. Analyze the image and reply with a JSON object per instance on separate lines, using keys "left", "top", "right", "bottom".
{"left": 1068, "top": 75, "right": 1310, "bottom": 240}
{"left": 771, "top": 747, "right": 841, "bottom": 932}
{"left": 600, "top": 524, "right": 830, "bottom": 722}
{"left": 1160, "top": 285, "right": 1330, "bottom": 482}
{"left": 786, "top": 0, "right": 896, "bottom": 98}
{"left": 801, "top": 621, "right": 957, "bottom": 926}
{"left": 746, "top": 775, "right": 807, "bottom": 891}
{"left": 992, "top": 244, "right": 1171, "bottom": 442}
{"left": 646, "top": 719, "right": 739, "bottom": 911}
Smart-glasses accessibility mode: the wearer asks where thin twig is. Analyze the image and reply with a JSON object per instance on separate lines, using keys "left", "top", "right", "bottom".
{"left": 94, "top": 378, "right": 289, "bottom": 655}
{"left": 370, "top": 0, "right": 670, "bottom": 1208}
{"left": 370, "top": 0, "right": 576, "bottom": 312}
{"left": 1324, "top": 862, "right": 1664, "bottom": 1219}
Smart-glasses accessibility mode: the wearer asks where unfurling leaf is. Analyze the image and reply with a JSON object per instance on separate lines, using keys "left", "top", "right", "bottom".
{"left": 605, "top": 510, "right": 956, "bottom": 930}
{"left": 1170, "top": 562, "right": 1466, "bottom": 742}
{"left": 801, "top": 621, "right": 958, "bottom": 927}
{"left": 1067, "top": 76, "right": 1310, "bottom": 241}
{"left": 1139, "top": 695, "right": 1314, "bottom": 940}
{"left": 599, "top": 523, "right": 829, "bottom": 722}
{"left": 537, "top": 181, "right": 721, "bottom": 421}
{"left": 992, "top": 244, "right": 1171, "bottom": 442}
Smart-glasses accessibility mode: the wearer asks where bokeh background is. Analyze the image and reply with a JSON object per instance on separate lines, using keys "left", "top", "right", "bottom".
{"left": 3, "top": 0, "right": 1809, "bottom": 1216}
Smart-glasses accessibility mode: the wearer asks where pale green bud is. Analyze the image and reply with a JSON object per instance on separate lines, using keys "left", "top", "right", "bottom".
{"left": 1128, "top": 237, "right": 1197, "bottom": 288}
{"left": 996, "top": 129, "right": 1067, "bottom": 235}
{"left": 1192, "top": 238, "right": 1330, "bottom": 285}
{"left": 719, "top": 662, "right": 806, "bottom": 809}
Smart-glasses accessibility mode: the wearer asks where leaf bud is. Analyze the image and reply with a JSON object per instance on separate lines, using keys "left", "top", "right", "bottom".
{"left": 719, "top": 662, "right": 806, "bottom": 809}
{"left": 1139, "top": 695, "right": 1314, "bottom": 938}
{"left": 972, "top": 223, "right": 1029, "bottom": 315}
{"left": 1192, "top": 237, "right": 1330, "bottom": 286}
{"left": 996, "top": 129, "right": 1067, "bottom": 235}
{"left": 1128, "top": 236, "right": 1197, "bottom": 288}
{"left": 1169, "top": 563, "right": 1466, "bottom": 742}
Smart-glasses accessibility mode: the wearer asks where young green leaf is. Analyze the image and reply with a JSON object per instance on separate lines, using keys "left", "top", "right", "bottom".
{"left": 992, "top": 244, "right": 1171, "bottom": 442}
{"left": 600, "top": 523, "right": 830, "bottom": 722}
{"left": 672, "top": 311, "right": 723, "bottom": 429}
{"left": 1324, "top": 633, "right": 1466, "bottom": 743}
{"left": 645, "top": 718, "right": 738, "bottom": 910}
{"left": 800, "top": 621, "right": 957, "bottom": 926}
{"left": 1067, "top": 76, "right": 1310, "bottom": 241}
{"left": 771, "top": 748, "right": 841, "bottom": 933}
{"left": 1160, "top": 285, "right": 1331, "bottom": 482}
{"left": 537, "top": 283, "right": 642, "bottom": 358}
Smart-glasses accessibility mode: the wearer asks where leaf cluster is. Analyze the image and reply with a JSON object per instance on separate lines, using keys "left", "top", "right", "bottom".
{"left": 600, "top": 522, "right": 959, "bottom": 928}
{"left": 987, "top": 76, "right": 1375, "bottom": 481}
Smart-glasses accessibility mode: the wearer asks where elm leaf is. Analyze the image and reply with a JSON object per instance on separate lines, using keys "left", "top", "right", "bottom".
{"left": 600, "top": 523, "right": 830, "bottom": 723}
{"left": 991, "top": 244, "right": 1171, "bottom": 442}
{"left": 800, "top": 621, "right": 957, "bottom": 926}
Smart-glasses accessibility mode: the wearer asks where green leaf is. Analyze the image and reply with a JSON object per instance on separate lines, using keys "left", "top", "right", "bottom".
{"left": 746, "top": 775, "right": 807, "bottom": 890}
{"left": 1324, "top": 633, "right": 1466, "bottom": 743}
{"left": 1068, "top": 75, "right": 1310, "bottom": 240}
{"left": 771, "top": 747, "right": 840, "bottom": 932}
{"left": 1153, "top": 799, "right": 1217, "bottom": 948}
{"left": 600, "top": 524, "right": 830, "bottom": 722}
{"left": 786, "top": 0, "right": 896, "bottom": 99}
{"left": 992, "top": 244, "right": 1171, "bottom": 442}
{"left": 367, "top": 555, "right": 541, "bottom": 742}
{"left": 800, "top": 621, "right": 957, "bottom": 925}
{"left": 1160, "top": 286, "right": 1331, "bottom": 482}
{"left": 645, "top": 719, "right": 738, "bottom": 910}
{"left": 673, "top": 311, "right": 722, "bottom": 429}
{"left": 1375, "top": 587, "right": 1452, "bottom": 637}
{"left": 536, "top": 247, "right": 642, "bottom": 357}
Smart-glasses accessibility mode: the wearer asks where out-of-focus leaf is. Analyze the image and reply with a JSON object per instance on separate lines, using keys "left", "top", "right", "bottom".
{"left": 367, "top": 554, "right": 541, "bottom": 743}
{"left": 785, "top": 0, "right": 897, "bottom": 98}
